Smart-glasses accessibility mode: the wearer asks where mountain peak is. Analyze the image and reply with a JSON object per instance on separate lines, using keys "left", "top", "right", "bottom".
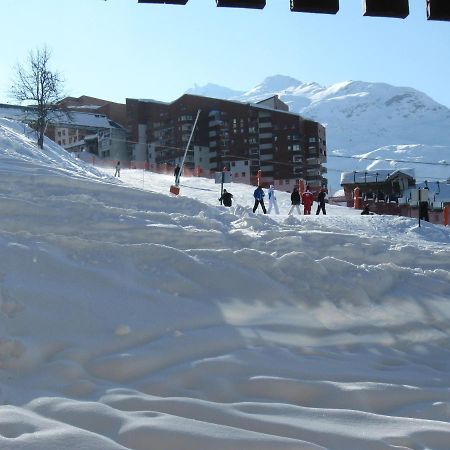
{"left": 243, "top": 75, "right": 304, "bottom": 97}
{"left": 258, "top": 74, "right": 303, "bottom": 90}
{"left": 185, "top": 83, "right": 244, "bottom": 100}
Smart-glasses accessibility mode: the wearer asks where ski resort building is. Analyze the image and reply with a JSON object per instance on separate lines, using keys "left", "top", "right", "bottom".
{"left": 340, "top": 168, "right": 450, "bottom": 224}
{"left": 0, "top": 103, "right": 128, "bottom": 161}
{"left": 48, "top": 113, "right": 127, "bottom": 161}
{"left": 126, "top": 94, "right": 327, "bottom": 190}
{"left": 340, "top": 169, "right": 417, "bottom": 205}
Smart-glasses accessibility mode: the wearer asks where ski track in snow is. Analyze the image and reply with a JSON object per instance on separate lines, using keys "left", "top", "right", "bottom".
{"left": 1, "top": 118, "right": 450, "bottom": 449}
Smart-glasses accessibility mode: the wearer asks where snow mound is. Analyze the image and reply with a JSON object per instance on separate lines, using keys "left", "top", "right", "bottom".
{"left": 1, "top": 119, "right": 450, "bottom": 449}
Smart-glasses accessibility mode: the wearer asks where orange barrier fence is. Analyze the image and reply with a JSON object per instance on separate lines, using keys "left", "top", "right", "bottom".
{"left": 85, "top": 158, "right": 255, "bottom": 182}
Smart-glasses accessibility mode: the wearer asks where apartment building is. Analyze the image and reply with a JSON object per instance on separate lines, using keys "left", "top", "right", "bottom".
{"left": 48, "top": 111, "right": 128, "bottom": 161}
{"left": 0, "top": 102, "right": 128, "bottom": 161}
{"left": 126, "top": 94, "right": 327, "bottom": 190}
{"left": 58, "top": 95, "right": 127, "bottom": 128}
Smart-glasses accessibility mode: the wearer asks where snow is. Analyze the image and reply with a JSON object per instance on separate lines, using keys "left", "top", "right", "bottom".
{"left": 340, "top": 168, "right": 415, "bottom": 184}
{"left": 188, "top": 75, "right": 450, "bottom": 191}
{"left": 0, "top": 105, "right": 113, "bottom": 129}
{"left": 1, "top": 117, "right": 450, "bottom": 450}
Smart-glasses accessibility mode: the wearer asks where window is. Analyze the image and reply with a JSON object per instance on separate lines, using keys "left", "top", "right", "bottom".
{"left": 293, "top": 144, "right": 300, "bottom": 151}
{"left": 293, "top": 155, "right": 302, "bottom": 163}
{"left": 242, "top": 172, "right": 246, "bottom": 177}
{"left": 309, "top": 137, "right": 317, "bottom": 143}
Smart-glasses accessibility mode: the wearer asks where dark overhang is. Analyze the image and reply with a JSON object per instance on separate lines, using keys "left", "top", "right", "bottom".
{"left": 136, "top": 0, "right": 450, "bottom": 21}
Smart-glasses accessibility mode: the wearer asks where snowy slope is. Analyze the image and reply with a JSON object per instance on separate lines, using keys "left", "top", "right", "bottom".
{"left": 185, "top": 82, "right": 244, "bottom": 100}
{"left": 1, "top": 119, "right": 450, "bottom": 450}
{"left": 188, "top": 75, "right": 450, "bottom": 190}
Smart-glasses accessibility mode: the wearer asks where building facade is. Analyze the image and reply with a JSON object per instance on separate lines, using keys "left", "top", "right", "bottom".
{"left": 126, "top": 94, "right": 327, "bottom": 190}
{"left": 46, "top": 111, "right": 128, "bottom": 161}
{"left": 0, "top": 103, "right": 128, "bottom": 162}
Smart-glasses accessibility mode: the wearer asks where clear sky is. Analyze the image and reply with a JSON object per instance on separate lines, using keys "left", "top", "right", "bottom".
{"left": 0, "top": 0, "right": 449, "bottom": 107}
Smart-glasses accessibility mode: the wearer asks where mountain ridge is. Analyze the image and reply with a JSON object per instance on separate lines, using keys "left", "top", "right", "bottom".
{"left": 186, "top": 75, "right": 450, "bottom": 189}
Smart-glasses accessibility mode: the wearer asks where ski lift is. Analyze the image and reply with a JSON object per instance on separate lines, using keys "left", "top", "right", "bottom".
{"left": 216, "top": 0, "right": 266, "bottom": 9}
{"left": 363, "top": 0, "right": 409, "bottom": 18}
{"left": 427, "top": 0, "right": 450, "bottom": 21}
{"left": 290, "top": 0, "right": 339, "bottom": 14}
{"left": 138, "top": 0, "right": 188, "bottom": 4}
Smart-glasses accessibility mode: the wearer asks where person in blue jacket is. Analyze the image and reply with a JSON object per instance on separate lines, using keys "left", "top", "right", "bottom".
{"left": 252, "top": 185, "right": 267, "bottom": 214}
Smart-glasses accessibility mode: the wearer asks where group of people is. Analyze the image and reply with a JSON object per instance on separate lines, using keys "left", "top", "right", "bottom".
{"left": 219, "top": 184, "right": 328, "bottom": 216}
{"left": 286, "top": 185, "right": 327, "bottom": 216}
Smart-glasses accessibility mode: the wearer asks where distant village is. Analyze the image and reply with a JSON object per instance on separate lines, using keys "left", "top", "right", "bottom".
{"left": 0, "top": 93, "right": 449, "bottom": 225}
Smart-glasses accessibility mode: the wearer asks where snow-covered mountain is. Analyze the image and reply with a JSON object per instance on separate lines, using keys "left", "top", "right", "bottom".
{"left": 185, "top": 82, "right": 244, "bottom": 100}
{"left": 188, "top": 75, "right": 450, "bottom": 190}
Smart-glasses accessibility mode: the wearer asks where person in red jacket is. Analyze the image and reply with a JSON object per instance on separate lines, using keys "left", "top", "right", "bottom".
{"left": 301, "top": 186, "right": 314, "bottom": 215}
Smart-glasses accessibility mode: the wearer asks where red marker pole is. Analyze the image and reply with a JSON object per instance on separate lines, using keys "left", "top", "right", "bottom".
{"left": 354, "top": 186, "right": 360, "bottom": 209}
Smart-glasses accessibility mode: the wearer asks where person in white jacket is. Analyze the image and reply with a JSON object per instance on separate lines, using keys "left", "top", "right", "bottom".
{"left": 267, "top": 185, "right": 279, "bottom": 214}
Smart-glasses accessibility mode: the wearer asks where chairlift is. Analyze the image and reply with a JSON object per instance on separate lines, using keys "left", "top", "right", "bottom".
{"left": 363, "top": 0, "right": 409, "bottom": 18}
{"left": 137, "top": 1, "right": 188, "bottom": 4}
{"left": 290, "top": 0, "right": 339, "bottom": 14}
{"left": 427, "top": 0, "right": 450, "bottom": 21}
{"left": 216, "top": 0, "right": 266, "bottom": 9}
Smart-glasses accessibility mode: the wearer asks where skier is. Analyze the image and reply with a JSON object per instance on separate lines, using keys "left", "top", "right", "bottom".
{"left": 114, "top": 161, "right": 121, "bottom": 177}
{"left": 316, "top": 187, "right": 327, "bottom": 215}
{"left": 361, "top": 204, "right": 374, "bottom": 215}
{"left": 219, "top": 189, "right": 233, "bottom": 207}
{"left": 267, "top": 185, "right": 279, "bottom": 215}
{"left": 288, "top": 186, "right": 301, "bottom": 215}
{"left": 419, "top": 201, "right": 429, "bottom": 222}
{"left": 174, "top": 164, "right": 181, "bottom": 184}
{"left": 302, "top": 186, "right": 314, "bottom": 215}
{"left": 252, "top": 185, "right": 267, "bottom": 214}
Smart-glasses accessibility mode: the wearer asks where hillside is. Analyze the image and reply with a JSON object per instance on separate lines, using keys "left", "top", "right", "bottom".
{"left": 188, "top": 75, "right": 450, "bottom": 191}
{"left": 1, "top": 118, "right": 450, "bottom": 450}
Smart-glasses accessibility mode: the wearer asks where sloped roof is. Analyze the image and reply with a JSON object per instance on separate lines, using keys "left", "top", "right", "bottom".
{"left": 130, "top": 93, "right": 303, "bottom": 118}
{"left": 340, "top": 168, "right": 415, "bottom": 185}
{"left": 0, "top": 104, "right": 122, "bottom": 129}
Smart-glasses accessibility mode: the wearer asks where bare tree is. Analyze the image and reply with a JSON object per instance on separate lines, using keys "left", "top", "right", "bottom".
{"left": 10, "top": 46, "right": 65, "bottom": 149}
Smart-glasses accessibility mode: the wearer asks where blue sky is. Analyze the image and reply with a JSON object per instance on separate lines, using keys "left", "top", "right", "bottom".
{"left": 0, "top": 0, "right": 449, "bottom": 107}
